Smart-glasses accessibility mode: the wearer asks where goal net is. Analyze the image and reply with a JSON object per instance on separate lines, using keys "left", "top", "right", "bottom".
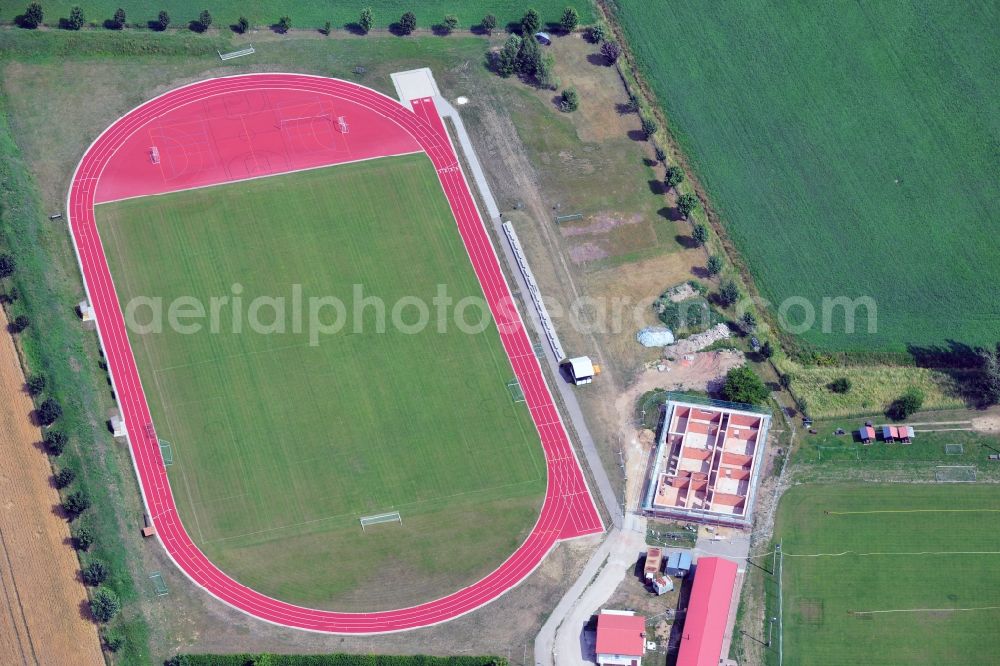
{"left": 935, "top": 465, "right": 976, "bottom": 482}
{"left": 150, "top": 146, "right": 160, "bottom": 164}
{"left": 360, "top": 511, "right": 401, "bottom": 531}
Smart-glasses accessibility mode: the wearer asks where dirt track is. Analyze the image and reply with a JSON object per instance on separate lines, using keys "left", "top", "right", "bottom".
{"left": 0, "top": 310, "right": 103, "bottom": 665}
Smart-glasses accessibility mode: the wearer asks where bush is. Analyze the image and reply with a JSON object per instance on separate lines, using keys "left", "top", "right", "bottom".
{"left": 588, "top": 23, "right": 607, "bottom": 43}
{"left": 0, "top": 254, "right": 15, "bottom": 279}
{"left": 101, "top": 628, "right": 125, "bottom": 652}
{"left": 494, "top": 34, "right": 521, "bottom": 77}
{"left": 655, "top": 146, "right": 667, "bottom": 163}
{"left": 692, "top": 223, "right": 709, "bottom": 246}
{"left": 718, "top": 279, "right": 740, "bottom": 307}
{"left": 520, "top": 8, "right": 540, "bottom": 35}
{"left": 73, "top": 526, "right": 95, "bottom": 551}
{"left": 741, "top": 310, "right": 757, "bottom": 332}
{"left": 38, "top": 397, "right": 62, "bottom": 426}
{"left": 535, "top": 52, "right": 557, "bottom": 89}
{"left": 481, "top": 14, "right": 496, "bottom": 35}
{"left": 197, "top": 9, "right": 212, "bottom": 31}
{"left": 829, "top": 377, "right": 852, "bottom": 393}
{"left": 9, "top": 314, "right": 30, "bottom": 333}
{"left": 22, "top": 2, "right": 44, "bottom": 28}
{"left": 359, "top": 7, "right": 373, "bottom": 34}
{"left": 601, "top": 40, "right": 622, "bottom": 64}
{"left": 398, "top": 11, "right": 416, "bottom": 35}
{"left": 722, "top": 365, "right": 769, "bottom": 405}
{"left": 515, "top": 33, "right": 541, "bottom": 79}
{"left": 322, "top": 20, "right": 331, "bottom": 35}
{"left": 234, "top": 15, "right": 248, "bottom": 33}
{"left": 54, "top": 467, "right": 76, "bottom": 488}
{"left": 560, "top": 7, "right": 579, "bottom": 32}
{"left": 109, "top": 7, "right": 125, "bottom": 29}
{"left": 26, "top": 373, "right": 46, "bottom": 396}
{"left": 89, "top": 587, "right": 121, "bottom": 623}
{"left": 63, "top": 489, "right": 91, "bottom": 517}
{"left": 640, "top": 116, "right": 657, "bottom": 140}
{"left": 82, "top": 560, "right": 109, "bottom": 586}
{"left": 276, "top": 15, "right": 291, "bottom": 33}
{"left": 665, "top": 165, "right": 684, "bottom": 190}
{"left": 706, "top": 254, "right": 723, "bottom": 276}
{"left": 44, "top": 430, "right": 67, "bottom": 455}
{"left": 559, "top": 87, "right": 580, "bottom": 112}
{"left": 156, "top": 10, "right": 170, "bottom": 31}
{"left": 64, "top": 6, "right": 85, "bottom": 30}
{"left": 761, "top": 340, "right": 775, "bottom": 359}
{"left": 440, "top": 14, "right": 458, "bottom": 34}
{"left": 622, "top": 94, "right": 640, "bottom": 114}
{"left": 887, "top": 387, "right": 924, "bottom": 420}
{"left": 677, "top": 193, "right": 699, "bottom": 219}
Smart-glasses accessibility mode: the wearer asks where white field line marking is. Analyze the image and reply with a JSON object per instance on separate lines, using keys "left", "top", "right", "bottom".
{"left": 852, "top": 605, "right": 1000, "bottom": 615}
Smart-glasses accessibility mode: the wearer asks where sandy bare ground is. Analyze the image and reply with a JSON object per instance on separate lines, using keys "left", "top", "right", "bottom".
{"left": 615, "top": 351, "right": 745, "bottom": 506}
{"left": 0, "top": 310, "right": 103, "bottom": 665}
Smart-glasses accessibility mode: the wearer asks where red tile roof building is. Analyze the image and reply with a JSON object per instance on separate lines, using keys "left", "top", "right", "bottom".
{"left": 676, "top": 557, "right": 739, "bottom": 666}
{"left": 595, "top": 611, "right": 646, "bottom": 666}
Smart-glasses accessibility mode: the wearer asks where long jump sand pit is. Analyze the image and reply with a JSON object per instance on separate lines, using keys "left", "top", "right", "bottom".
{"left": 0, "top": 309, "right": 102, "bottom": 664}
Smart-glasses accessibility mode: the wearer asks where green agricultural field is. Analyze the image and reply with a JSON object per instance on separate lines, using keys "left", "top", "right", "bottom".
{"left": 96, "top": 153, "right": 546, "bottom": 610}
{"left": 1, "top": 1, "right": 593, "bottom": 31}
{"left": 772, "top": 484, "right": 1000, "bottom": 665}
{"left": 614, "top": 0, "right": 1000, "bottom": 353}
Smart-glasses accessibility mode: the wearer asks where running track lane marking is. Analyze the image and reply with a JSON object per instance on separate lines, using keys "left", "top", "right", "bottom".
{"left": 66, "top": 74, "right": 604, "bottom": 634}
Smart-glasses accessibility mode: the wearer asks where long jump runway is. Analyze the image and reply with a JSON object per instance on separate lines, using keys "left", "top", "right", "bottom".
{"left": 67, "top": 74, "right": 603, "bottom": 633}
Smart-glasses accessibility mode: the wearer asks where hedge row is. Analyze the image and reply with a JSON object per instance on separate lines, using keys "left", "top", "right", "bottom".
{"left": 168, "top": 656, "right": 508, "bottom": 666}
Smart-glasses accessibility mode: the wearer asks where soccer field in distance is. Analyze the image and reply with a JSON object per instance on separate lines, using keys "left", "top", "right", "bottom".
{"left": 773, "top": 484, "right": 1000, "bottom": 665}
{"left": 96, "top": 153, "right": 546, "bottom": 610}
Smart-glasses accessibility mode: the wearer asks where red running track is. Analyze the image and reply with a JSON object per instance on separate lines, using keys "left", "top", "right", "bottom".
{"left": 67, "top": 74, "right": 603, "bottom": 633}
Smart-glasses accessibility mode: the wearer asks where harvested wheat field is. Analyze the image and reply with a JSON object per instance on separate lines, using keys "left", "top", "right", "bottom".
{"left": 0, "top": 310, "right": 102, "bottom": 664}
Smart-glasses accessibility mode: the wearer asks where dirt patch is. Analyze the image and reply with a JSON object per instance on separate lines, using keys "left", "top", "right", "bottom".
{"left": 569, "top": 241, "right": 610, "bottom": 263}
{"left": 972, "top": 416, "right": 1000, "bottom": 432}
{"left": 560, "top": 213, "right": 644, "bottom": 237}
{"left": 0, "top": 310, "right": 103, "bottom": 664}
{"left": 799, "top": 599, "right": 825, "bottom": 625}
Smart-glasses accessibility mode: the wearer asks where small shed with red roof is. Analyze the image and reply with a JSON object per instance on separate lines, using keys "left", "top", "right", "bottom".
{"left": 676, "top": 557, "right": 739, "bottom": 666}
{"left": 595, "top": 610, "right": 646, "bottom": 666}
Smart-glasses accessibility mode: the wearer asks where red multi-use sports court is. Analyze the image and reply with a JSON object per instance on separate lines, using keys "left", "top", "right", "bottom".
{"left": 67, "top": 74, "right": 603, "bottom": 633}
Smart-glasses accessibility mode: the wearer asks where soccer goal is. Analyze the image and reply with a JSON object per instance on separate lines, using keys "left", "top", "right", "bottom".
{"left": 159, "top": 439, "right": 174, "bottom": 466}
{"left": 337, "top": 115, "right": 350, "bottom": 133}
{"left": 935, "top": 465, "right": 976, "bottom": 482}
{"left": 150, "top": 146, "right": 160, "bottom": 164}
{"left": 506, "top": 378, "right": 526, "bottom": 403}
{"left": 359, "top": 511, "right": 401, "bottom": 531}
{"left": 944, "top": 443, "right": 964, "bottom": 456}
{"left": 218, "top": 44, "right": 255, "bottom": 61}
{"left": 149, "top": 571, "right": 169, "bottom": 597}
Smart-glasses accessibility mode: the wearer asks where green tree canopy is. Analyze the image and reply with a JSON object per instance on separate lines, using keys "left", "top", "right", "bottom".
{"left": 722, "top": 365, "right": 769, "bottom": 405}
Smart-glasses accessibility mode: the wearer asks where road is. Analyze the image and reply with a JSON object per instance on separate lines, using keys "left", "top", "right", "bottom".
{"left": 437, "top": 95, "right": 624, "bottom": 530}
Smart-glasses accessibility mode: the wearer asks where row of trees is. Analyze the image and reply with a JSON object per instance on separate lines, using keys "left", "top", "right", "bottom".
{"left": 2, "top": 249, "right": 123, "bottom": 647}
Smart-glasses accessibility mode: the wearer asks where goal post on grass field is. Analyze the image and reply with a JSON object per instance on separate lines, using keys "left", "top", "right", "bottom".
{"left": 158, "top": 439, "right": 173, "bottom": 466}
{"left": 506, "top": 378, "right": 525, "bottom": 403}
{"left": 934, "top": 465, "right": 976, "bottom": 482}
{"left": 359, "top": 511, "right": 401, "bottom": 531}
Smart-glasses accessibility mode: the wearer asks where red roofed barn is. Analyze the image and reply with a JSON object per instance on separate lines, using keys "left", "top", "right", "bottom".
{"left": 595, "top": 610, "right": 646, "bottom": 666}
{"left": 676, "top": 557, "right": 739, "bottom": 666}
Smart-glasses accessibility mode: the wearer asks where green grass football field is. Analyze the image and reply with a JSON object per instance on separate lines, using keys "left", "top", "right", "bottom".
{"left": 96, "top": 154, "right": 546, "bottom": 610}
{"left": 772, "top": 484, "right": 1000, "bottom": 665}
{"left": 615, "top": 0, "right": 1000, "bottom": 353}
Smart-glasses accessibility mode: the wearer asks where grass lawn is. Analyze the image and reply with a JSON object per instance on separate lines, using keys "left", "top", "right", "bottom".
{"left": 614, "top": 0, "right": 1000, "bottom": 353}
{"left": 0, "top": 1, "right": 594, "bottom": 30}
{"left": 773, "top": 484, "right": 1000, "bottom": 665}
{"left": 96, "top": 153, "right": 546, "bottom": 610}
